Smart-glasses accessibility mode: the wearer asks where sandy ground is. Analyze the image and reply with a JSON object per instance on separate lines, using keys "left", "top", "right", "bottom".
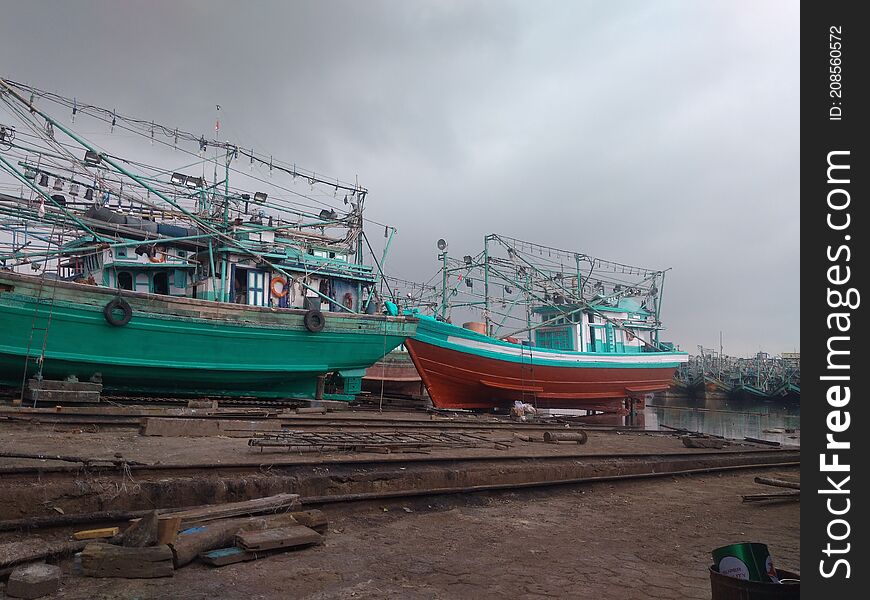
{"left": 1, "top": 468, "right": 799, "bottom": 600}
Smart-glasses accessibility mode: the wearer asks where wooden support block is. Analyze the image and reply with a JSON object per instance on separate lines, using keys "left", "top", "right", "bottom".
{"left": 187, "top": 399, "right": 218, "bottom": 409}
{"left": 288, "top": 510, "right": 328, "bottom": 533}
{"left": 236, "top": 525, "right": 321, "bottom": 552}
{"left": 6, "top": 563, "right": 62, "bottom": 599}
{"left": 199, "top": 546, "right": 258, "bottom": 567}
{"left": 73, "top": 527, "right": 119, "bottom": 540}
{"left": 140, "top": 418, "right": 221, "bottom": 437}
{"left": 122, "top": 510, "right": 159, "bottom": 547}
{"left": 157, "top": 516, "right": 182, "bottom": 545}
{"left": 80, "top": 543, "right": 174, "bottom": 578}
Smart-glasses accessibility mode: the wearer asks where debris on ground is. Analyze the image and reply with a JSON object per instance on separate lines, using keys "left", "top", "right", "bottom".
{"left": 5, "top": 562, "right": 62, "bottom": 599}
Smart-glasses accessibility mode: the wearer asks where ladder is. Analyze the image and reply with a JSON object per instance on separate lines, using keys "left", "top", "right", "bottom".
{"left": 519, "top": 341, "right": 538, "bottom": 410}
{"left": 17, "top": 225, "right": 62, "bottom": 406}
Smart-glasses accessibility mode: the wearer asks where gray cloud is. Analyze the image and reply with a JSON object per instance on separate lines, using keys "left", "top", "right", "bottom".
{"left": 1, "top": 0, "right": 799, "bottom": 355}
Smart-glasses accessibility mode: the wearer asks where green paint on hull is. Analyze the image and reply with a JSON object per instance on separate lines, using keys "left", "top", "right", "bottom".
{"left": 0, "top": 273, "right": 416, "bottom": 398}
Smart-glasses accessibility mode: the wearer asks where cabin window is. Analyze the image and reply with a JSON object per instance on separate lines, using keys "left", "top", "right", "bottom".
{"left": 117, "top": 271, "right": 133, "bottom": 290}
{"left": 153, "top": 272, "right": 169, "bottom": 295}
{"left": 116, "top": 247, "right": 127, "bottom": 258}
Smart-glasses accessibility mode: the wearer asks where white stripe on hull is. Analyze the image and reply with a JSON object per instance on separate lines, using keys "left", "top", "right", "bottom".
{"left": 445, "top": 336, "right": 688, "bottom": 366}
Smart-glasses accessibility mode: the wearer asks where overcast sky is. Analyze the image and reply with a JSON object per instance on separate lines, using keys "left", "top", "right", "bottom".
{"left": 1, "top": 0, "right": 799, "bottom": 356}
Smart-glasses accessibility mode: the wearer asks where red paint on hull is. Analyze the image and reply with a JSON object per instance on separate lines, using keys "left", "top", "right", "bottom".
{"left": 405, "top": 339, "right": 677, "bottom": 411}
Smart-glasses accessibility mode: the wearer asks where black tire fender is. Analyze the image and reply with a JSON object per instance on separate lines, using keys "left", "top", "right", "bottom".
{"left": 303, "top": 309, "right": 325, "bottom": 333}
{"left": 104, "top": 297, "right": 133, "bottom": 327}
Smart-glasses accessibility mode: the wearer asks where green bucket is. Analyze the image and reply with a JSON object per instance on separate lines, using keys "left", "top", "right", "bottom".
{"left": 712, "top": 543, "right": 777, "bottom": 583}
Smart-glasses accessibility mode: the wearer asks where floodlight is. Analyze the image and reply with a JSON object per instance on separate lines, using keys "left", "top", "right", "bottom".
{"left": 436, "top": 239, "right": 448, "bottom": 251}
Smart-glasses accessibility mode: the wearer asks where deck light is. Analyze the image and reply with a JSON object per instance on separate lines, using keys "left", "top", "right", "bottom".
{"left": 463, "top": 255, "right": 473, "bottom": 265}
{"left": 69, "top": 183, "right": 80, "bottom": 196}
{"left": 83, "top": 150, "right": 101, "bottom": 165}
{"left": 253, "top": 192, "right": 267, "bottom": 203}
{"left": 84, "top": 188, "right": 94, "bottom": 201}
{"left": 465, "top": 278, "right": 473, "bottom": 288}
{"left": 170, "top": 172, "right": 186, "bottom": 186}
{"left": 52, "top": 178, "right": 64, "bottom": 191}
{"left": 319, "top": 209, "right": 337, "bottom": 220}
{"left": 185, "top": 176, "right": 204, "bottom": 189}
{"left": 437, "top": 239, "right": 448, "bottom": 251}
{"left": 24, "top": 167, "right": 37, "bottom": 180}
{"left": 38, "top": 173, "right": 49, "bottom": 186}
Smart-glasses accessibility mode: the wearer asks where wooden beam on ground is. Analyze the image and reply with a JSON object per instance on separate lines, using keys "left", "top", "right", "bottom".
{"left": 161, "top": 493, "right": 301, "bottom": 527}
{"left": 741, "top": 491, "right": 800, "bottom": 503}
{"left": 754, "top": 476, "right": 800, "bottom": 490}
{"left": 0, "top": 538, "right": 87, "bottom": 570}
{"left": 80, "top": 543, "right": 174, "bottom": 578}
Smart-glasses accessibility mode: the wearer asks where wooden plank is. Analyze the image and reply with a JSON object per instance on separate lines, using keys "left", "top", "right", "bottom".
{"left": 27, "top": 379, "right": 102, "bottom": 392}
{"left": 73, "top": 527, "right": 120, "bottom": 540}
{"left": 0, "top": 538, "right": 87, "bottom": 569}
{"left": 157, "top": 516, "right": 182, "bottom": 545}
{"left": 236, "top": 525, "right": 321, "bottom": 551}
{"left": 25, "top": 389, "right": 101, "bottom": 403}
{"left": 162, "top": 493, "right": 301, "bottom": 527}
{"left": 80, "top": 543, "right": 174, "bottom": 578}
{"left": 199, "top": 546, "right": 258, "bottom": 567}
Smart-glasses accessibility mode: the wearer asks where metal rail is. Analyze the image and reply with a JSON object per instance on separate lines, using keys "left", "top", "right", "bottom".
{"left": 0, "top": 448, "right": 799, "bottom": 477}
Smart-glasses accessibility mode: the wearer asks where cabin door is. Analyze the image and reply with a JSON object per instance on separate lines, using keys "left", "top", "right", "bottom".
{"left": 247, "top": 270, "right": 268, "bottom": 306}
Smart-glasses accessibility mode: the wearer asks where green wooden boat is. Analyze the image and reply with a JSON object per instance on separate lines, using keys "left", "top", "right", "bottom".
{"left": 0, "top": 271, "right": 416, "bottom": 398}
{"left": 0, "top": 78, "right": 418, "bottom": 401}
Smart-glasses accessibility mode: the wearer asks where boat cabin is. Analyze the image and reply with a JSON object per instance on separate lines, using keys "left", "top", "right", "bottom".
{"left": 532, "top": 297, "right": 657, "bottom": 353}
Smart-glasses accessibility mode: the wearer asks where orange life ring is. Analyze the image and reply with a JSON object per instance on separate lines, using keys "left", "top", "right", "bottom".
{"left": 271, "top": 276, "right": 289, "bottom": 298}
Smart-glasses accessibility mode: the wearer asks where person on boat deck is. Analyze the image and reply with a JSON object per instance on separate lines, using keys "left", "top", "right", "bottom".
{"left": 233, "top": 275, "right": 247, "bottom": 304}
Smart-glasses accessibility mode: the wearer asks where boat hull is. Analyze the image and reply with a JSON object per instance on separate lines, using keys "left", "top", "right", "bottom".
{"left": 0, "top": 272, "right": 416, "bottom": 398}
{"left": 405, "top": 316, "right": 687, "bottom": 411}
{"left": 362, "top": 350, "right": 426, "bottom": 399}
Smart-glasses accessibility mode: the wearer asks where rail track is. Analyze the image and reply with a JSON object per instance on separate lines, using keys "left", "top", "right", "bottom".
{"left": 0, "top": 448, "right": 799, "bottom": 532}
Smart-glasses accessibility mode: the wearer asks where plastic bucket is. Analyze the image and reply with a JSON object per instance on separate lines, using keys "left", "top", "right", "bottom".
{"left": 709, "top": 566, "right": 800, "bottom": 600}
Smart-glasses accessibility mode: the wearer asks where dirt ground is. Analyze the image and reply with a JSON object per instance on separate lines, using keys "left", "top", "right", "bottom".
{"left": 0, "top": 423, "right": 783, "bottom": 470}
{"left": 2, "top": 468, "right": 799, "bottom": 600}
